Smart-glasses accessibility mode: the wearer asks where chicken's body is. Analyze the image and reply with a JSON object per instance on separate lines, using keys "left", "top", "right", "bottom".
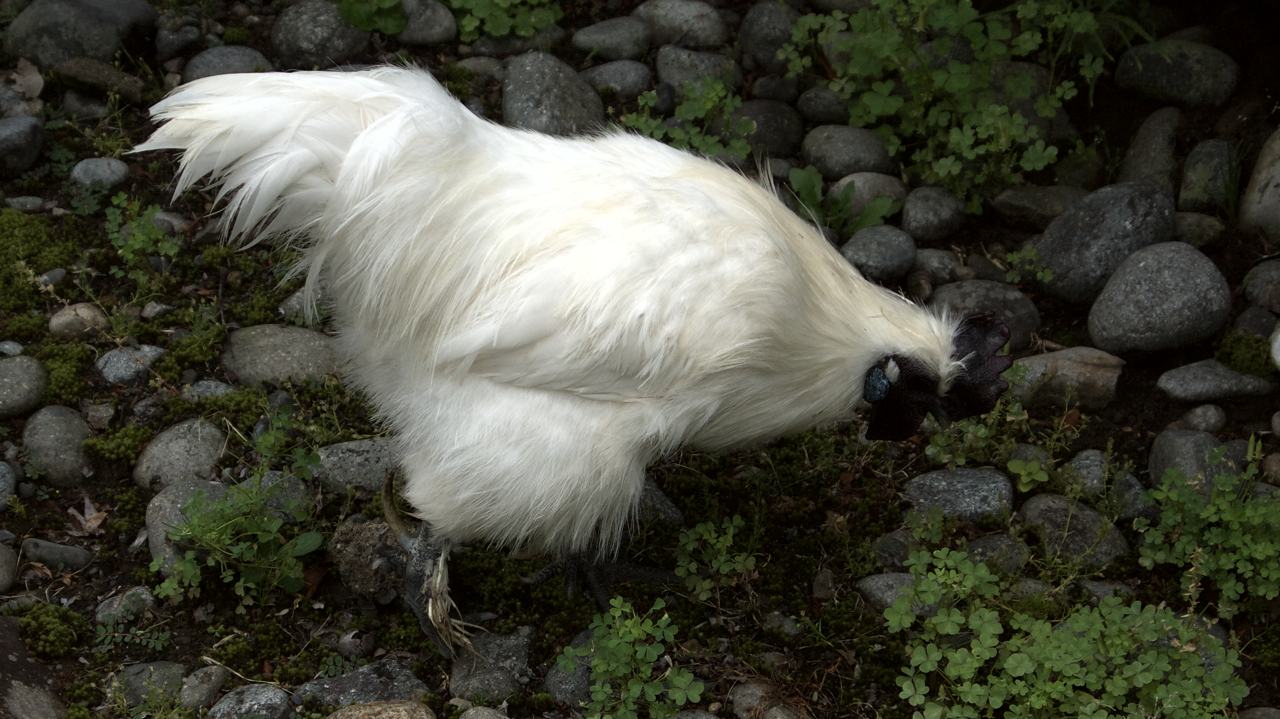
{"left": 137, "top": 67, "right": 1006, "bottom": 641}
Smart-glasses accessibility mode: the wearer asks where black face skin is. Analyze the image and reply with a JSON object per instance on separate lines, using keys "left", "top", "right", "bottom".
{"left": 865, "top": 313, "right": 1013, "bottom": 441}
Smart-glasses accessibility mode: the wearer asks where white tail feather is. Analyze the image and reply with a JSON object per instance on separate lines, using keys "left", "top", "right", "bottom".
{"left": 133, "top": 67, "right": 471, "bottom": 248}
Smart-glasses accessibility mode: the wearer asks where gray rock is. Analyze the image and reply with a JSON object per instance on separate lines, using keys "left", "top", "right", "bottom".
{"left": 315, "top": 437, "right": 396, "bottom": 493}
{"left": 966, "top": 533, "right": 1030, "bottom": 574}
{"left": 1015, "top": 494, "right": 1129, "bottom": 571}
{"left": 1032, "top": 182, "right": 1175, "bottom": 303}
{"left": 1062, "top": 448, "right": 1130, "bottom": 500}
{"left": 1236, "top": 305, "right": 1278, "bottom": 339}
{"left": 1117, "top": 107, "right": 1180, "bottom": 194}
{"left": 638, "top": 478, "right": 683, "bottom": 527}
{"left": 1116, "top": 39, "right": 1238, "bottom": 106}
{"left": 901, "top": 186, "right": 964, "bottom": 242}
{"left": 1240, "top": 709, "right": 1280, "bottom": 719}
{"left": 502, "top": 51, "right": 604, "bottom": 136}
{"left": 329, "top": 519, "right": 406, "bottom": 603}
{"left": 856, "top": 573, "right": 913, "bottom": 611}
{"left": 543, "top": 629, "right": 590, "bottom": 707}
{"left": 0, "top": 543, "right": 15, "bottom": 593}
{"left": 69, "top": 157, "right": 127, "bottom": 188}
{"left": 0, "top": 116, "right": 42, "bottom": 178}
{"left": 1174, "top": 211, "right": 1226, "bottom": 247}
{"left": 913, "top": 248, "right": 962, "bottom": 284}
{"left": 397, "top": 0, "right": 456, "bottom": 45}
{"left": 871, "top": 527, "right": 915, "bottom": 569}
{"left": 0, "top": 674, "right": 65, "bottom": 719}
{"left": 4, "top": 0, "right": 158, "bottom": 67}
{"left": 20, "top": 538, "right": 92, "bottom": 570}
{"left": 632, "top": 0, "right": 727, "bottom": 49}
{"left": 1088, "top": 242, "right": 1230, "bottom": 354}
{"left": 208, "top": 683, "right": 291, "bottom": 719}
{"left": 580, "top": 60, "right": 652, "bottom": 100}
{"left": 221, "top": 324, "right": 338, "bottom": 386}
{"left": 991, "top": 185, "right": 1086, "bottom": 231}
{"left": 179, "top": 666, "right": 228, "bottom": 710}
{"left": 0, "top": 356, "right": 46, "bottom": 419}
{"left": 48, "top": 302, "right": 108, "bottom": 339}
{"left": 796, "top": 85, "right": 846, "bottom": 125}
{"left": 183, "top": 45, "right": 273, "bottom": 83}
{"left": 1155, "top": 359, "right": 1274, "bottom": 402}
{"left": 82, "top": 400, "right": 114, "bottom": 430}
{"left": 96, "top": 345, "right": 164, "bottom": 385}
{"left": 294, "top": 658, "right": 429, "bottom": 708}
{"left": 1148, "top": 428, "right": 1221, "bottom": 485}
{"left": 733, "top": 99, "right": 802, "bottom": 158}
{"left": 115, "top": 661, "right": 185, "bottom": 709}
{"left": 22, "top": 405, "right": 90, "bottom": 487}
{"left": 133, "top": 418, "right": 226, "bottom": 490}
{"left": 54, "top": 56, "right": 144, "bottom": 103}
{"left": 840, "top": 225, "right": 915, "bottom": 284}
{"left": 141, "top": 302, "right": 174, "bottom": 320}
{"left": 1179, "top": 404, "right": 1227, "bottom": 433}
{"left": 331, "top": 702, "right": 439, "bottom": 719}
{"left": 180, "top": 379, "right": 234, "bottom": 401}
{"left": 1240, "top": 127, "right": 1280, "bottom": 240}
{"left": 95, "top": 586, "right": 156, "bottom": 625}
{"left": 828, "top": 172, "right": 907, "bottom": 220}
{"left": 928, "top": 280, "right": 1040, "bottom": 351}
{"left": 271, "top": 0, "right": 369, "bottom": 69}
{"left": 449, "top": 630, "right": 530, "bottom": 703}
{"left": 903, "top": 468, "right": 1013, "bottom": 525}
{"left": 147, "top": 479, "right": 227, "bottom": 575}
{"left": 459, "top": 709, "right": 506, "bottom": 719}
{"left": 802, "top": 125, "right": 894, "bottom": 180}
{"left": 0, "top": 341, "right": 23, "bottom": 356}
{"left": 1109, "top": 471, "right": 1155, "bottom": 521}
{"left": 739, "top": 0, "right": 799, "bottom": 75}
{"left": 1245, "top": 260, "right": 1280, "bottom": 314}
{"left": 751, "top": 73, "right": 799, "bottom": 103}
{"left": 156, "top": 24, "right": 201, "bottom": 62}
{"left": 1012, "top": 347, "right": 1123, "bottom": 411}
{"left": 1077, "top": 579, "right": 1133, "bottom": 603}
{"left": 572, "top": 17, "right": 649, "bottom": 61}
{"left": 6, "top": 196, "right": 46, "bottom": 211}
{"left": 654, "top": 45, "right": 740, "bottom": 93}
{"left": 0, "top": 463, "right": 14, "bottom": 515}
{"left": 1179, "top": 138, "right": 1235, "bottom": 214}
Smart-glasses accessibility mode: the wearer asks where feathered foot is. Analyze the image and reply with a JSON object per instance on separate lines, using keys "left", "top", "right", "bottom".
{"left": 522, "top": 556, "right": 677, "bottom": 610}
{"left": 402, "top": 519, "right": 474, "bottom": 657}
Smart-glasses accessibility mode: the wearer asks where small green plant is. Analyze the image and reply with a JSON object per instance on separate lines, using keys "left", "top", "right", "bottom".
{"left": 1135, "top": 438, "right": 1280, "bottom": 618}
{"left": 153, "top": 475, "right": 324, "bottom": 610}
{"left": 85, "top": 424, "right": 154, "bottom": 464}
{"left": 558, "top": 597, "right": 704, "bottom": 719}
{"left": 1003, "top": 246, "right": 1054, "bottom": 284}
{"left": 95, "top": 620, "right": 173, "bottom": 654}
{"left": 338, "top": 0, "right": 408, "bottom": 34}
{"left": 886, "top": 548, "right": 1247, "bottom": 718}
{"left": 447, "top": 0, "right": 562, "bottom": 41}
{"left": 153, "top": 409, "right": 324, "bottom": 610}
{"left": 782, "top": 0, "right": 1147, "bottom": 210}
{"left": 1006, "top": 457, "right": 1050, "bottom": 492}
{"left": 1215, "top": 329, "right": 1273, "bottom": 378}
{"left": 788, "top": 165, "right": 902, "bottom": 237}
{"left": 105, "top": 193, "right": 180, "bottom": 295}
{"left": 11, "top": 602, "right": 92, "bottom": 659}
{"left": 624, "top": 79, "right": 754, "bottom": 162}
{"left": 675, "top": 515, "right": 757, "bottom": 601}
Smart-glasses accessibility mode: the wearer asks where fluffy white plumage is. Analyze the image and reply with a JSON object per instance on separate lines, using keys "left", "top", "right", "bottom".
{"left": 135, "top": 66, "right": 975, "bottom": 562}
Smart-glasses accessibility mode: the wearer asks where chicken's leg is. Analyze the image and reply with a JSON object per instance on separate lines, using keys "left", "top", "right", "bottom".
{"left": 403, "top": 519, "right": 472, "bottom": 657}
{"left": 522, "top": 555, "right": 677, "bottom": 610}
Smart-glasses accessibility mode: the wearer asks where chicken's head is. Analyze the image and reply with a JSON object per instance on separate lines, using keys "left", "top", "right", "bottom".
{"left": 863, "top": 313, "right": 1012, "bottom": 441}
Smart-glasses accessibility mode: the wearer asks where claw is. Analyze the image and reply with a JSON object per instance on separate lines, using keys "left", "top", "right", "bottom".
{"left": 400, "top": 509, "right": 475, "bottom": 657}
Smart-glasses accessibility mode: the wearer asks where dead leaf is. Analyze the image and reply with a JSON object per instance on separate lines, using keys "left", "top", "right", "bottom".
{"left": 9, "top": 58, "right": 43, "bottom": 100}
{"left": 67, "top": 495, "right": 109, "bottom": 536}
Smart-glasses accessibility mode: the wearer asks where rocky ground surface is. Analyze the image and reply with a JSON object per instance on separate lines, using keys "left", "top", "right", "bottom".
{"left": 1, "top": 0, "right": 1280, "bottom": 717}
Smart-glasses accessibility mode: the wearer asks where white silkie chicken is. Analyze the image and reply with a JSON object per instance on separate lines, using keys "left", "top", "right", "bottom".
{"left": 135, "top": 66, "right": 1010, "bottom": 653}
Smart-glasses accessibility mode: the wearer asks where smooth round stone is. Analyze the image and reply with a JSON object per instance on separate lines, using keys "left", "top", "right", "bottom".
{"left": 48, "top": 302, "right": 109, "bottom": 339}
{"left": 571, "top": 17, "right": 650, "bottom": 61}
{"left": 1180, "top": 404, "right": 1226, "bottom": 433}
{"left": 840, "top": 225, "right": 915, "bottom": 284}
{"left": 69, "top": 157, "right": 128, "bottom": 188}
{"left": 0, "top": 355, "right": 46, "bottom": 419}
{"left": 182, "top": 45, "right": 273, "bottom": 82}
{"left": 580, "top": 60, "right": 651, "bottom": 100}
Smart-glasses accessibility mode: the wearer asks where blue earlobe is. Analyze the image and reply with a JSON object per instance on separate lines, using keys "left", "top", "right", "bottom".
{"left": 864, "top": 365, "right": 891, "bottom": 402}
